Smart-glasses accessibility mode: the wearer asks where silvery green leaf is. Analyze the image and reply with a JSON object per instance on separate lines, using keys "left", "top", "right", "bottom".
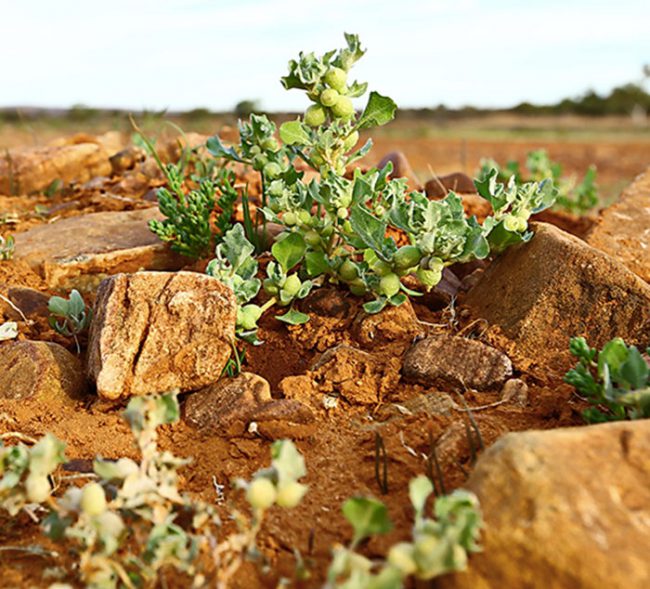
{"left": 342, "top": 496, "right": 392, "bottom": 545}
{"left": 276, "top": 309, "right": 310, "bottom": 325}
{"left": 271, "top": 440, "right": 306, "bottom": 483}
{"left": 357, "top": 92, "right": 397, "bottom": 130}
{"left": 279, "top": 121, "right": 311, "bottom": 146}
{"left": 409, "top": 475, "right": 433, "bottom": 516}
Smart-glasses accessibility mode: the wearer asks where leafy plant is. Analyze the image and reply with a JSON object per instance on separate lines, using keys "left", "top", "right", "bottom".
{"left": 204, "top": 34, "right": 557, "bottom": 338}
{"left": 326, "top": 475, "right": 482, "bottom": 588}
{"left": 0, "top": 233, "right": 14, "bottom": 260}
{"left": 478, "top": 149, "right": 599, "bottom": 215}
{"left": 0, "top": 394, "right": 308, "bottom": 588}
{"left": 565, "top": 337, "right": 650, "bottom": 422}
{"left": 48, "top": 289, "right": 92, "bottom": 354}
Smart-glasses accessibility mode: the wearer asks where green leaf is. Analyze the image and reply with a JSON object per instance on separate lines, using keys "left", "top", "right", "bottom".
{"left": 363, "top": 299, "right": 387, "bottom": 314}
{"left": 271, "top": 440, "right": 306, "bottom": 483}
{"left": 48, "top": 296, "right": 69, "bottom": 316}
{"left": 305, "top": 251, "right": 330, "bottom": 277}
{"left": 357, "top": 92, "right": 397, "bottom": 130}
{"left": 350, "top": 206, "right": 388, "bottom": 255}
{"left": 272, "top": 232, "right": 306, "bottom": 272}
{"left": 342, "top": 497, "right": 392, "bottom": 545}
{"left": 619, "top": 347, "right": 649, "bottom": 390}
{"left": 279, "top": 121, "right": 311, "bottom": 146}
{"left": 409, "top": 475, "right": 433, "bottom": 516}
{"left": 276, "top": 309, "right": 310, "bottom": 325}
{"left": 206, "top": 135, "right": 242, "bottom": 161}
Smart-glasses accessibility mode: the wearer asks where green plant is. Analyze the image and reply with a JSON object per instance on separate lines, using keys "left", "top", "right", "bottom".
{"left": 478, "top": 149, "right": 598, "bottom": 215}
{"left": 326, "top": 475, "right": 482, "bottom": 588}
{"left": 48, "top": 289, "right": 92, "bottom": 354}
{"left": 565, "top": 337, "right": 650, "bottom": 423}
{"left": 0, "top": 394, "right": 308, "bottom": 588}
{"left": 204, "top": 34, "right": 557, "bottom": 338}
{"left": 0, "top": 233, "right": 14, "bottom": 260}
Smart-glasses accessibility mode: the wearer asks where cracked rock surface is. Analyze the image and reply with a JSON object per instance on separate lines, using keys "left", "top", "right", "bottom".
{"left": 87, "top": 271, "right": 236, "bottom": 400}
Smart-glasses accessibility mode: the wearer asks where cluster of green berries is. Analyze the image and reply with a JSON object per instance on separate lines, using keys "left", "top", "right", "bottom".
{"left": 304, "top": 66, "right": 356, "bottom": 127}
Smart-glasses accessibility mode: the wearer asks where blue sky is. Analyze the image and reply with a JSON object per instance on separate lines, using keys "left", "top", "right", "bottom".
{"left": 1, "top": 0, "right": 648, "bottom": 111}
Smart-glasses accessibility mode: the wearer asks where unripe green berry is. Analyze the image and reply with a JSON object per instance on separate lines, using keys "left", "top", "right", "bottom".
{"left": 394, "top": 245, "right": 422, "bottom": 270}
{"left": 275, "top": 481, "right": 307, "bottom": 508}
{"left": 304, "top": 230, "right": 321, "bottom": 247}
{"left": 264, "top": 279, "right": 279, "bottom": 295}
{"left": 320, "top": 88, "right": 339, "bottom": 107}
{"left": 297, "top": 210, "right": 312, "bottom": 226}
{"left": 283, "top": 212, "right": 298, "bottom": 226}
{"left": 263, "top": 162, "right": 282, "bottom": 179}
{"left": 81, "top": 482, "right": 107, "bottom": 516}
{"left": 304, "top": 104, "right": 326, "bottom": 127}
{"left": 331, "top": 96, "right": 354, "bottom": 119}
{"left": 349, "top": 284, "right": 367, "bottom": 296}
{"left": 261, "top": 137, "right": 279, "bottom": 152}
{"left": 246, "top": 477, "right": 277, "bottom": 510}
{"left": 324, "top": 67, "right": 347, "bottom": 92}
{"left": 339, "top": 259, "right": 359, "bottom": 281}
{"left": 343, "top": 131, "right": 360, "bottom": 152}
{"left": 373, "top": 260, "right": 393, "bottom": 277}
{"left": 378, "top": 273, "right": 401, "bottom": 298}
{"left": 337, "top": 207, "right": 349, "bottom": 220}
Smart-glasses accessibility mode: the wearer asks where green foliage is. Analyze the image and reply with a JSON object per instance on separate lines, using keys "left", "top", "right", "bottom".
{"left": 0, "top": 233, "right": 15, "bottom": 260}
{"left": 0, "top": 394, "right": 308, "bottom": 588}
{"left": 478, "top": 149, "right": 598, "bottom": 215}
{"left": 326, "top": 475, "right": 482, "bottom": 588}
{"left": 204, "top": 34, "right": 557, "bottom": 334}
{"left": 48, "top": 289, "right": 92, "bottom": 354}
{"left": 565, "top": 337, "right": 650, "bottom": 422}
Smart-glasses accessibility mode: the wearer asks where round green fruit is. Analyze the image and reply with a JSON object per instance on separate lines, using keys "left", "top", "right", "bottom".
{"left": 349, "top": 283, "right": 367, "bottom": 297}
{"left": 81, "top": 482, "right": 107, "bottom": 516}
{"left": 304, "top": 104, "right": 326, "bottom": 127}
{"left": 246, "top": 477, "right": 277, "bottom": 510}
{"left": 261, "top": 137, "right": 279, "bottom": 152}
{"left": 239, "top": 304, "right": 263, "bottom": 330}
{"left": 331, "top": 96, "right": 354, "bottom": 119}
{"left": 320, "top": 88, "right": 339, "bottom": 107}
{"left": 263, "top": 162, "right": 282, "bottom": 179}
{"left": 297, "top": 210, "right": 312, "bottom": 226}
{"left": 304, "top": 230, "right": 321, "bottom": 247}
{"left": 394, "top": 245, "right": 422, "bottom": 269}
{"left": 263, "top": 279, "right": 279, "bottom": 295}
{"left": 339, "top": 259, "right": 359, "bottom": 281}
{"left": 372, "top": 260, "right": 393, "bottom": 277}
{"left": 324, "top": 67, "right": 347, "bottom": 92}
{"left": 283, "top": 212, "right": 298, "bottom": 226}
{"left": 343, "top": 131, "right": 360, "bottom": 152}
{"left": 378, "top": 273, "right": 401, "bottom": 298}
{"left": 275, "top": 481, "right": 307, "bottom": 508}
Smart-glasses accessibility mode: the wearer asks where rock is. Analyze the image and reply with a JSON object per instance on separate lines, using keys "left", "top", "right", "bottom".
{"left": 402, "top": 335, "right": 512, "bottom": 391}
{"left": 465, "top": 222, "right": 650, "bottom": 370}
{"left": 376, "top": 151, "right": 421, "bottom": 191}
{"left": 438, "top": 421, "right": 650, "bottom": 589}
{"left": 352, "top": 299, "right": 423, "bottom": 347}
{"left": 424, "top": 172, "right": 476, "bottom": 198}
{"left": 0, "top": 143, "right": 111, "bottom": 195}
{"left": 309, "top": 344, "right": 401, "bottom": 405}
{"left": 0, "top": 340, "right": 86, "bottom": 404}
{"left": 184, "top": 372, "right": 271, "bottom": 436}
{"left": 0, "top": 286, "right": 49, "bottom": 320}
{"left": 109, "top": 147, "right": 146, "bottom": 175}
{"left": 250, "top": 400, "right": 317, "bottom": 439}
{"left": 87, "top": 271, "right": 237, "bottom": 400}
{"left": 588, "top": 168, "right": 650, "bottom": 282}
{"left": 302, "top": 288, "right": 352, "bottom": 318}
{"left": 499, "top": 378, "right": 528, "bottom": 406}
{"left": 13, "top": 208, "right": 186, "bottom": 290}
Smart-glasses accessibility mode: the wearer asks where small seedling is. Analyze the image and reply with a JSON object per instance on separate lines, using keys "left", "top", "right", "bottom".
{"left": 48, "top": 289, "right": 92, "bottom": 354}
{"left": 565, "top": 336, "right": 650, "bottom": 422}
{"left": 0, "top": 234, "right": 14, "bottom": 260}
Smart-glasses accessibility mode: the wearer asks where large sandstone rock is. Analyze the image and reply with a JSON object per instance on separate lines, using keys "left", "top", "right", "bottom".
{"left": 439, "top": 421, "right": 650, "bottom": 589}
{"left": 0, "top": 143, "right": 111, "bottom": 195}
{"left": 13, "top": 208, "right": 186, "bottom": 290}
{"left": 0, "top": 340, "right": 86, "bottom": 404}
{"left": 402, "top": 335, "right": 512, "bottom": 391}
{"left": 87, "top": 271, "right": 236, "bottom": 400}
{"left": 465, "top": 223, "right": 650, "bottom": 370}
{"left": 588, "top": 168, "right": 650, "bottom": 282}
{"left": 376, "top": 151, "right": 421, "bottom": 191}
{"left": 424, "top": 171, "right": 476, "bottom": 198}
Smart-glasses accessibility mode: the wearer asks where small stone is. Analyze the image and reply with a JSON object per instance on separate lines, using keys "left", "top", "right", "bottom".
{"left": 184, "top": 372, "right": 271, "bottom": 436}
{"left": 352, "top": 299, "right": 423, "bottom": 348}
{"left": 438, "top": 420, "right": 650, "bottom": 589}
{"left": 87, "top": 271, "right": 236, "bottom": 400}
{"left": 424, "top": 172, "right": 476, "bottom": 198}
{"left": 251, "top": 400, "right": 316, "bottom": 439}
{"left": 376, "top": 151, "right": 421, "bottom": 191}
{"left": 13, "top": 208, "right": 187, "bottom": 291}
{"left": 500, "top": 378, "right": 528, "bottom": 406}
{"left": 0, "top": 340, "right": 86, "bottom": 404}
{"left": 465, "top": 222, "right": 650, "bottom": 370}
{"left": 0, "top": 143, "right": 111, "bottom": 195}
{"left": 402, "top": 335, "right": 512, "bottom": 391}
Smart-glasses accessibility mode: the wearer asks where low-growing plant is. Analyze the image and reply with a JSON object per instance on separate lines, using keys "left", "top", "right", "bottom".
{"left": 0, "top": 393, "right": 308, "bottom": 588}
{"left": 478, "top": 149, "right": 598, "bottom": 215}
{"left": 565, "top": 336, "right": 650, "bottom": 422}
{"left": 48, "top": 289, "right": 92, "bottom": 354}
{"left": 326, "top": 475, "right": 482, "bottom": 588}
{"left": 0, "top": 233, "right": 15, "bottom": 260}
{"left": 204, "top": 34, "right": 558, "bottom": 340}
